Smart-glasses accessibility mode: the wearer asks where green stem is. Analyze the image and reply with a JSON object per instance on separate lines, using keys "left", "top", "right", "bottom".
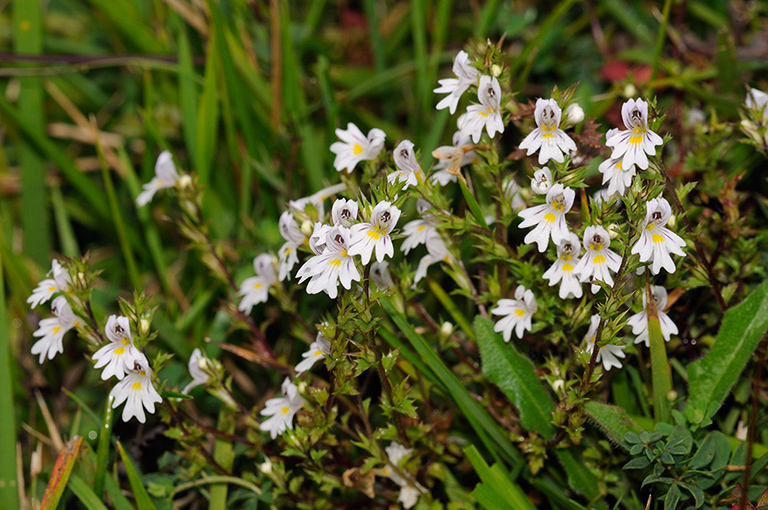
{"left": 173, "top": 476, "right": 262, "bottom": 497}
{"left": 0, "top": 240, "right": 19, "bottom": 510}
{"left": 93, "top": 395, "right": 115, "bottom": 499}
{"left": 209, "top": 407, "right": 236, "bottom": 510}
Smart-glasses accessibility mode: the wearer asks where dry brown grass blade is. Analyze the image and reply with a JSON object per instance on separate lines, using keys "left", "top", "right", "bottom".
{"left": 34, "top": 390, "right": 64, "bottom": 452}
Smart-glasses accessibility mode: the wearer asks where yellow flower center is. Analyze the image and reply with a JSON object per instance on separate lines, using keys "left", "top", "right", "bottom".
{"left": 562, "top": 263, "right": 573, "bottom": 272}
{"left": 593, "top": 255, "right": 606, "bottom": 264}
{"left": 652, "top": 234, "right": 664, "bottom": 243}
{"left": 253, "top": 282, "right": 263, "bottom": 289}
{"left": 314, "top": 350, "right": 322, "bottom": 357}
{"left": 328, "top": 258, "right": 342, "bottom": 267}
{"left": 121, "top": 339, "right": 131, "bottom": 345}
{"left": 514, "top": 309, "right": 525, "bottom": 317}
{"left": 367, "top": 229, "right": 382, "bottom": 240}
{"left": 353, "top": 143, "right": 363, "bottom": 155}
{"left": 114, "top": 347, "right": 125, "bottom": 355}
{"left": 131, "top": 382, "right": 142, "bottom": 391}
{"left": 544, "top": 213, "right": 556, "bottom": 223}
{"left": 281, "top": 406, "right": 290, "bottom": 415}
{"left": 629, "top": 135, "right": 643, "bottom": 145}
{"left": 48, "top": 286, "right": 56, "bottom": 292}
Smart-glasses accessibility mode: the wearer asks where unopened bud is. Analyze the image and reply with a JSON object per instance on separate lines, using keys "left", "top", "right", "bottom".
{"left": 440, "top": 321, "right": 454, "bottom": 337}
{"left": 666, "top": 389, "right": 678, "bottom": 402}
{"left": 301, "top": 220, "right": 314, "bottom": 236}
{"left": 606, "top": 223, "right": 620, "bottom": 239}
{"left": 178, "top": 174, "right": 193, "bottom": 190}
{"left": 565, "top": 103, "right": 584, "bottom": 125}
{"left": 623, "top": 84, "right": 637, "bottom": 98}
{"left": 491, "top": 64, "right": 502, "bottom": 77}
{"left": 552, "top": 379, "right": 565, "bottom": 393}
{"left": 139, "top": 318, "right": 150, "bottom": 337}
{"left": 259, "top": 459, "right": 273, "bottom": 474}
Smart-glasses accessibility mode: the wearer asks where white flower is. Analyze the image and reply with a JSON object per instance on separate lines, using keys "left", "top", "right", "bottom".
{"left": 631, "top": 197, "right": 686, "bottom": 275}
{"left": 746, "top": 88, "right": 768, "bottom": 122}
{"left": 388, "top": 140, "right": 424, "bottom": 189}
{"left": 542, "top": 233, "right": 583, "bottom": 299}
{"left": 413, "top": 231, "right": 452, "bottom": 286}
{"left": 504, "top": 178, "right": 526, "bottom": 210}
{"left": 308, "top": 221, "right": 333, "bottom": 255}
{"left": 331, "top": 198, "right": 359, "bottom": 228}
{"left": 330, "top": 123, "right": 386, "bottom": 173}
{"left": 598, "top": 155, "right": 636, "bottom": 196}
{"left": 110, "top": 352, "right": 162, "bottom": 423}
{"left": 238, "top": 254, "right": 279, "bottom": 314}
{"left": 260, "top": 378, "right": 306, "bottom": 439}
{"left": 92, "top": 315, "right": 140, "bottom": 381}
{"left": 279, "top": 210, "right": 306, "bottom": 245}
{"left": 295, "top": 331, "right": 332, "bottom": 374}
{"left": 458, "top": 75, "right": 504, "bottom": 143}
{"left": 530, "top": 168, "right": 553, "bottom": 195}
{"left": 518, "top": 183, "right": 575, "bottom": 252}
{"left": 627, "top": 285, "right": 678, "bottom": 347}
{"left": 380, "top": 442, "right": 424, "bottom": 510}
{"left": 573, "top": 226, "right": 622, "bottom": 292}
{"left": 31, "top": 296, "right": 79, "bottom": 364}
{"left": 277, "top": 211, "right": 306, "bottom": 282}
{"left": 593, "top": 188, "right": 616, "bottom": 208}
{"left": 518, "top": 98, "right": 577, "bottom": 164}
{"left": 605, "top": 98, "right": 663, "bottom": 170}
{"left": 584, "top": 314, "right": 626, "bottom": 371}
{"left": 433, "top": 50, "right": 479, "bottom": 114}
{"left": 182, "top": 348, "right": 211, "bottom": 394}
{"left": 298, "top": 226, "right": 361, "bottom": 299}
{"left": 28, "top": 259, "right": 71, "bottom": 309}
{"left": 136, "top": 151, "right": 180, "bottom": 206}
{"left": 401, "top": 215, "right": 437, "bottom": 255}
{"left": 348, "top": 201, "right": 401, "bottom": 265}
{"left": 371, "top": 261, "right": 395, "bottom": 289}
{"left": 431, "top": 130, "right": 477, "bottom": 185}
{"left": 491, "top": 285, "right": 537, "bottom": 341}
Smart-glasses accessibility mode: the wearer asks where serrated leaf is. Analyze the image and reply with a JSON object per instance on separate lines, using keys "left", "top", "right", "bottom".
{"left": 686, "top": 280, "right": 768, "bottom": 422}
{"left": 475, "top": 317, "right": 555, "bottom": 438}
{"left": 584, "top": 402, "right": 644, "bottom": 451}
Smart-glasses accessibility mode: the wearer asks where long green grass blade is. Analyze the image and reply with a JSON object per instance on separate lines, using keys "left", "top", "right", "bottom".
{"left": 209, "top": 409, "right": 236, "bottom": 510}
{"left": 427, "top": 278, "right": 475, "bottom": 340}
{"left": 117, "top": 441, "right": 158, "bottom": 510}
{"left": 648, "top": 314, "right": 672, "bottom": 423}
{"left": 0, "top": 243, "right": 19, "bottom": 510}
{"left": 14, "top": 0, "right": 50, "bottom": 266}
{"left": 195, "top": 30, "right": 221, "bottom": 186}
{"left": 68, "top": 473, "right": 110, "bottom": 510}
{"left": 465, "top": 445, "right": 536, "bottom": 510}
{"left": 84, "top": 0, "right": 165, "bottom": 53}
{"left": 381, "top": 298, "right": 523, "bottom": 469}
{"left": 93, "top": 395, "right": 115, "bottom": 499}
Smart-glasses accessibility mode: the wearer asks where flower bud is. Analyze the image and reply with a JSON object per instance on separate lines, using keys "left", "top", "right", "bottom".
{"left": 301, "top": 219, "right": 314, "bottom": 237}
{"left": 565, "top": 103, "right": 584, "bottom": 126}
{"left": 491, "top": 64, "right": 502, "bottom": 77}
{"left": 260, "top": 459, "right": 273, "bottom": 474}
{"left": 440, "top": 321, "right": 454, "bottom": 337}
{"left": 178, "top": 174, "right": 193, "bottom": 190}
{"left": 623, "top": 84, "right": 637, "bottom": 98}
{"left": 552, "top": 379, "right": 565, "bottom": 393}
{"left": 139, "top": 318, "right": 150, "bottom": 337}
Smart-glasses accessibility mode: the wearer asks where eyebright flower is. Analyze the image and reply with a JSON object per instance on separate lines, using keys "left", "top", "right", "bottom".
{"left": 238, "top": 254, "right": 279, "bottom": 314}
{"left": 182, "top": 348, "right": 211, "bottom": 394}
{"left": 348, "top": 201, "right": 401, "bottom": 265}
{"left": 330, "top": 123, "right": 386, "bottom": 173}
{"left": 136, "top": 151, "right": 180, "bottom": 207}
{"left": 379, "top": 442, "right": 425, "bottom": 510}
{"left": 605, "top": 98, "right": 663, "bottom": 170}
{"left": 277, "top": 211, "right": 307, "bottom": 282}
{"left": 260, "top": 378, "right": 306, "bottom": 439}
{"left": 584, "top": 314, "right": 626, "bottom": 371}
{"left": 92, "top": 315, "right": 140, "bottom": 381}
{"left": 28, "top": 259, "right": 71, "bottom": 309}
{"left": 518, "top": 98, "right": 577, "bottom": 164}
{"left": 564, "top": 103, "right": 585, "bottom": 126}
{"left": 413, "top": 231, "right": 452, "bottom": 286}
{"left": 295, "top": 330, "right": 332, "bottom": 374}
{"left": 433, "top": 50, "right": 479, "bottom": 114}
{"left": 530, "top": 168, "right": 554, "bottom": 195}
{"left": 31, "top": 296, "right": 79, "bottom": 363}
{"left": 331, "top": 198, "right": 359, "bottom": 228}
{"left": 491, "top": 285, "right": 537, "bottom": 341}
{"left": 387, "top": 140, "right": 424, "bottom": 189}
{"left": 632, "top": 198, "right": 686, "bottom": 275}
{"left": 431, "top": 130, "right": 477, "bottom": 185}
{"left": 542, "top": 233, "right": 583, "bottom": 299}
{"left": 458, "top": 75, "right": 504, "bottom": 143}
{"left": 518, "top": 183, "right": 575, "bottom": 252}
{"left": 573, "top": 226, "right": 621, "bottom": 292}
{"left": 298, "top": 226, "right": 360, "bottom": 299}
{"left": 598, "top": 151, "right": 636, "bottom": 197}
{"left": 371, "top": 261, "right": 395, "bottom": 289}
{"left": 110, "top": 352, "right": 162, "bottom": 423}
{"left": 401, "top": 213, "right": 438, "bottom": 256}
{"left": 627, "top": 285, "right": 678, "bottom": 347}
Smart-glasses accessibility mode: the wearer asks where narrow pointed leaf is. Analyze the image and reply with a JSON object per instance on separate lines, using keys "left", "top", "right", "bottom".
{"left": 40, "top": 436, "right": 84, "bottom": 510}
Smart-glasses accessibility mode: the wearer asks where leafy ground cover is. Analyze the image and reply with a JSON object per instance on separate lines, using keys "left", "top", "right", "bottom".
{"left": 2, "top": 0, "right": 768, "bottom": 509}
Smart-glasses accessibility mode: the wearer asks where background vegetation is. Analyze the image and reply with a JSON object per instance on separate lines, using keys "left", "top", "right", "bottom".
{"left": 2, "top": 0, "right": 768, "bottom": 509}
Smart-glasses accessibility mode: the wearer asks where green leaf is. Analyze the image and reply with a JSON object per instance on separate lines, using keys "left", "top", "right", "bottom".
{"left": 68, "top": 474, "right": 110, "bottom": 510}
{"left": 474, "top": 316, "right": 555, "bottom": 438}
{"left": 465, "top": 445, "right": 536, "bottom": 510}
{"left": 686, "top": 280, "right": 768, "bottom": 423}
{"left": 584, "top": 402, "right": 644, "bottom": 451}
{"left": 381, "top": 299, "right": 523, "bottom": 469}
{"left": 117, "top": 441, "right": 158, "bottom": 510}
{"left": 459, "top": 178, "right": 490, "bottom": 230}
{"left": 664, "top": 484, "right": 681, "bottom": 510}
{"left": 623, "top": 457, "right": 651, "bottom": 470}
{"left": 0, "top": 250, "right": 18, "bottom": 510}
{"left": 555, "top": 450, "right": 604, "bottom": 504}
{"left": 195, "top": 29, "right": 221, "bottom": 186}
{"left": 648, "top": 313, "right": 672, "bottom": 423}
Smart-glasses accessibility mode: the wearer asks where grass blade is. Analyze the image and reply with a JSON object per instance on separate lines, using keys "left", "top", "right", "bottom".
{"left": 68, "top": 473, "right": 110, "bottom": 510}
{"left": 93, "top": 395, "right": 115, "bottom": 499}
{"left": 465, "top": 444, "right": 536, "bottom": 510}
{"left": 39, "top": 436, "right": 84, "bottom": 510}
{"left": 117, "top": 441, "right": 158, "bottom": 510}
{"left": 0, "top": 244, "right": 19, "bottom": 510}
